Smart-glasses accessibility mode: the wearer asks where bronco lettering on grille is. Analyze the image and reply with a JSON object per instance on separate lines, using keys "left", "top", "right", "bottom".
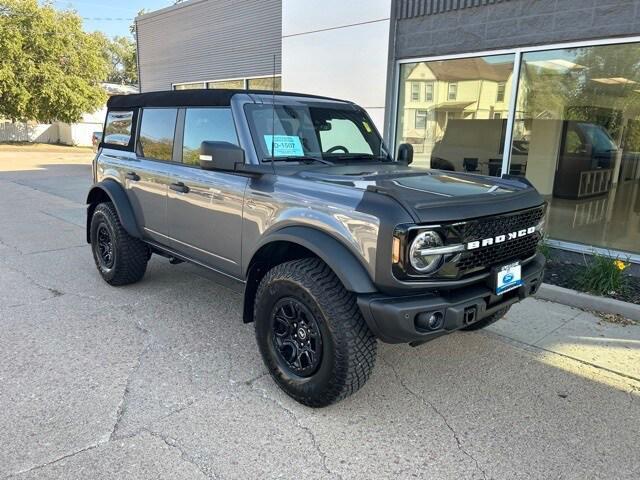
{"left": 466, "top": 226, "right": 536, "bottom": 250}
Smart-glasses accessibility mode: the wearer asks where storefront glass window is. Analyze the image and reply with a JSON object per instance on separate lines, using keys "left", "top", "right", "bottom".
{"left": 247, "top": 76, "right": 282, "bottom": 91}
{"left": 174, "top": 82, "right": 205, "bottom": 90}
{"left": 510, "top": 43, "right": 640, "bottom": 254}
{"left": 395, "top": 54, "right": 515, "bottom": 174}
{"left": 207, "top": 79, "right": 245, "bottom": 89}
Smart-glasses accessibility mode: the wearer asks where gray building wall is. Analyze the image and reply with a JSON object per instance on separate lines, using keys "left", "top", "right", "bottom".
{"left": 136, "top": 0, "right": 282, "bottom": 92}
{"left": 393, "top": 0, "right": 640, "bottom": 60}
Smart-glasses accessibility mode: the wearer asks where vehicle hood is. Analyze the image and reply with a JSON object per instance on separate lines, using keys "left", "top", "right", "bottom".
{"left": 297, "top": 163, "right": 544, "bottom": 223}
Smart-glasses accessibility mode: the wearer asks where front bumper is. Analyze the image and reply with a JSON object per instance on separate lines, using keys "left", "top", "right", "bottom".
{"left": 357, "top": 253, "right": 545, "bottom": 344}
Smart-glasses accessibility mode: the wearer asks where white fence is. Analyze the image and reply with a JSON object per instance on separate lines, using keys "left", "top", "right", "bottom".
{"left": 0, "top": 120, "right": 101, "bottom": 147}
{"left": 0, "top": 122, "right": 59, "bottom": 143}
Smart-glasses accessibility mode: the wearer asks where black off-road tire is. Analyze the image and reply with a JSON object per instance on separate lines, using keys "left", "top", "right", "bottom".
{"left": 254, "top": 258, "right": 377, "bottom": 407}
{"left": 461, "top": 305, "right": 511, "bottom": 331}
{"left": 90, "top": 202, "right": 149, "bottom": 286}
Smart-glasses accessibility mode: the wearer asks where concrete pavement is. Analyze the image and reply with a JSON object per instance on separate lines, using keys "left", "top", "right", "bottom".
{"left": 1, "top": 147, "right": 639, "bottom": 479}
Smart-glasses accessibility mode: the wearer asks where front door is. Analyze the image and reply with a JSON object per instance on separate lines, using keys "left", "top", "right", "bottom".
{"left": 166, "top": 107, "right": 248, "bottom": 277}
{"left": 127, "top": 107, "right": 180, "bottom": 242}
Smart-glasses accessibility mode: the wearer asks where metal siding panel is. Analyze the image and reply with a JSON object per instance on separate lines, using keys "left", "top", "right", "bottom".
{"left": 137, "top": 0, "right": 282, "bottom": 92}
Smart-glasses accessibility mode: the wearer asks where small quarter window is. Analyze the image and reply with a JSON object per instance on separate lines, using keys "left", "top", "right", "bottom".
{"left": 104, "top": 111, "right": 133, "bottom": 146}
{"left": 182, "top": 108, "right": 238, "bottom": 166}
{"left": 139, "top": 108, "right": 178, "bottom": 161}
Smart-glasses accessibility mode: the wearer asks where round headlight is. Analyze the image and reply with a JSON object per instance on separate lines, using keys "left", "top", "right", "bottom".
{"left": 409, "top": 231, "right": 444, "bottom": 274}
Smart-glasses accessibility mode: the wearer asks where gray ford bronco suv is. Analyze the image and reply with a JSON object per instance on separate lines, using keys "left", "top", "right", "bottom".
{"left": 87, "top": 89, "right": 546, "bottom": 407}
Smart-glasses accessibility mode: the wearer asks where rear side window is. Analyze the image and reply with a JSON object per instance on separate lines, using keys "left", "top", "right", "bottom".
{"left": 182, "top": 108, "right": 238, "bottom": 166}
{"left": 139, "top": 108, "right": 178, "bottom": 161}
{"left": 104, "top": 111, "right": 133, "bottom": 146}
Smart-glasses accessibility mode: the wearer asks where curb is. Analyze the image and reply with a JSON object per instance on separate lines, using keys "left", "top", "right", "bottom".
{"left": 537, "top": 283, "right": 640, "bottom": 321}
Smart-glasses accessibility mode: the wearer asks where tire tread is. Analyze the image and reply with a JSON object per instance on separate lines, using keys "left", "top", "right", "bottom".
{"left": 255, "top": 258, "right": 377, "bottom": 407}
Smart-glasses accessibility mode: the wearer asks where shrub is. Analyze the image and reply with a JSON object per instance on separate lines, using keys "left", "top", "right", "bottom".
{"left": 575, "top": 253, "right": 630, "bottom": 297}
{"left": 537, "top": 234, "right": 551, "bottom": 259}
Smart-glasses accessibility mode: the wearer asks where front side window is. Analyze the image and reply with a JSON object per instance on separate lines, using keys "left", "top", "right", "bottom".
{"left": 104, "top": 111, "right": 133, "bottom": 146}
{"left": 138, "top": 108, "right": 178, "bottom": 161}
{"left": 182, "top": 108, "right": 238, "bottom": 166}
{"left": 245, "top": 103, "right": 386, "bottom": 163}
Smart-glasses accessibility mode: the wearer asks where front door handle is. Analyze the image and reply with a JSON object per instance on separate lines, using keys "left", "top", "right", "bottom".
{"left": 125, "top": 171, "right": 140, "bottom": 181}
{"left": 170, "top": 182, "right": 190, "bottom": 194}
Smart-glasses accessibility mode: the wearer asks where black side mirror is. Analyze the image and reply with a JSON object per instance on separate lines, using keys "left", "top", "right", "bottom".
{"left": 199, "top": 141, "right": 245, "bottom": 171}
{"left": 397, "top": 143, "right": 414, "bottom": 165}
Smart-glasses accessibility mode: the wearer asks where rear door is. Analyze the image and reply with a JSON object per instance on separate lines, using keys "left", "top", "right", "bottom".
{"left": 166, "top": 107, "right": 248, "bottom": 277}
{"left": 128, "top": 108, "right": 179, "bottom": 242}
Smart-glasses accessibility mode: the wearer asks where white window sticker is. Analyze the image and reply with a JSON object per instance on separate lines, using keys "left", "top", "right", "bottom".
{"left": 264, "top": 135, "right": 304, "bottom": 157}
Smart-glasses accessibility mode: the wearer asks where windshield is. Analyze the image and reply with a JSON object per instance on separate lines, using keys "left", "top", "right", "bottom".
{"left": 579, "top": 123, "right": 618, "bottom": 153}
{"left": 244, "top": 103, "right": 389, "bottom": 163}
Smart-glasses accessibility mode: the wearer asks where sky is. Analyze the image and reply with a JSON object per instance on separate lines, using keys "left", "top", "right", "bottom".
{"left": 50, "top": 0, "right": 175, "bottom": 38}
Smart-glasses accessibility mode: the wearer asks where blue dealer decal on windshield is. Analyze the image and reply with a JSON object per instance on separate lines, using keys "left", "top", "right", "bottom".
{"left": 264, "top": 135, "right": 304, "bottom": 157}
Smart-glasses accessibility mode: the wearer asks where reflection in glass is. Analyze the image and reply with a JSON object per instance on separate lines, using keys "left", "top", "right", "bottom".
{"left": 174, "top": 82, "right": 205, "bottom": 90}
{"left": 104, "top": 111, "right": 133, "bottom": 146}
{"left": 395, "top": 54, "right": 515, "bottom": 175}
{"left": 182, "top": 108, "right": 238, "bottom": 166}
{"left": 247, "top": 76, "right": 282, "bottom": 91}
{"left": 207, "top": 79, "right": 244, "bottom": 89}
{"left": 139, "top": 108, "right": 177, "bottom": 161}
{"left": 510, "top": 43, "right": 640, "bottom": 254}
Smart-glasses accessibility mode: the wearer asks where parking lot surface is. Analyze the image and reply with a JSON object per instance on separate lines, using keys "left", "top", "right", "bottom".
{"left": 1, "top": 147, "right": 639, "bottom": 479}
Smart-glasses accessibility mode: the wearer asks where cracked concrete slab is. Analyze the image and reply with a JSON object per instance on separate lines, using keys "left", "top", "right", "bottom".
{"left": 2, "top": 148, "right": 640, "bottom": 480}
{"left": 0, "top": 297, "right": 146, "bottom": 477}
{"left": 381, "top": 334, "right": 640, "bottom": 479}
{"left": 8, "top": 431, "right": 209, "bottom": 480}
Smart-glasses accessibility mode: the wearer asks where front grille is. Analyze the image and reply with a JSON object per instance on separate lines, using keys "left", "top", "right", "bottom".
{"left": 455, "top": 206, "right": 545, "bottom": 276}
{"left": 457, "top": 234, "right": 540, "bottom": 272}
{"left": 461, "top": 206, "right": 545, "bottom": 241}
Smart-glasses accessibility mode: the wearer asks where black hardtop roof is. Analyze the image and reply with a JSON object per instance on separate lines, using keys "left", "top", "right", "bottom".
{"left": 107, "top": 89, "right": 350, "bottom": 109}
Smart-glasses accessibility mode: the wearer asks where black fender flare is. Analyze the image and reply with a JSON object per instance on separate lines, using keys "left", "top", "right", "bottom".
{"left": 248, "top": 226, "right": 377, "bottom": 294}
{"left": 85, "top": 179, "right": 142, "bottom": 242}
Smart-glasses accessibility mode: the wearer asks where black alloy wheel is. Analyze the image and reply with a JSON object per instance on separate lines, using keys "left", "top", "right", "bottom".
{"left": 271, "top": 297, "right": 323, "bottom": 377}
{"left": 95, "top": 223, "right": 115, "bottom": 270}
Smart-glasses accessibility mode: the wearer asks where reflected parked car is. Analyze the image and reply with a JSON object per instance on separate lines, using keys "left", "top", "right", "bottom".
{"left": 430, "top": 119, "right": 528, "bottom": 176}
{"left": 553, "top": 121, "right": 617, "bottom": 199}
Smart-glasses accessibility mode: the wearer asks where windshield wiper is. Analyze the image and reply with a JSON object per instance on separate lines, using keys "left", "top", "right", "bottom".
{"left": 326, "top": 154, "right": 390, "bottom": 162}
{"left": 263, "top": 156, "right": 334, "bottom": 165}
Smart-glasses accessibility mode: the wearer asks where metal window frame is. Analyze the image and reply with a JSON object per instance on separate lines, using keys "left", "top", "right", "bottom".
{"left": 172, "top": 74, "right": 283, "bottom": 91}
{"left": 390, "top": 35, "right": 640, "bottom": 262}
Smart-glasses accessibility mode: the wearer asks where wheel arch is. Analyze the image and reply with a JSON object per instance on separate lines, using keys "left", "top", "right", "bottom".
{"left": 86, "top": 179, "right": 141, "bottom": 243}
{"left": 242, "top": 226, "right": 377, "bottom": 323}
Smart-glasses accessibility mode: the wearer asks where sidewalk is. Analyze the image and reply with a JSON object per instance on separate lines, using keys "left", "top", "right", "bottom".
{"left": 488, "top": 297, "right": 640, "bottom": 381}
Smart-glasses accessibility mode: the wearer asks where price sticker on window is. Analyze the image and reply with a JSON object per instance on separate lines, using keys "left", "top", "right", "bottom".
{"left": 264, "top": 135, "right": 304, "bottom": 157}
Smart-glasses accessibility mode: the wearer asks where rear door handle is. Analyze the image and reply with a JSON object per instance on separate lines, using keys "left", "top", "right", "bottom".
{"left": 170, "top": 182, "right": 190, "bottom": 194}
{"left": 125, "top": 171, "right": 140, "bottom": 181}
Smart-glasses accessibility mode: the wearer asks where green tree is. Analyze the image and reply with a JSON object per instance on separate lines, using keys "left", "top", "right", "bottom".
{"left": 97, "top": 34, "right": 137, "bottom": 85}
{"left": 0, "top": 0, "right": 108, "bottom": 123}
